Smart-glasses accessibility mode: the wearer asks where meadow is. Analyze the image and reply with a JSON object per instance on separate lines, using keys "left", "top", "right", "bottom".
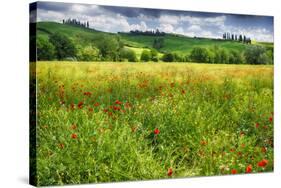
{"left": 33, "top": 62, "right": 273, "bottom": 186}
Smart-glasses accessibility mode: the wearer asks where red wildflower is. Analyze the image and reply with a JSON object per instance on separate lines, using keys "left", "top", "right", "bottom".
{"left": 70, "top": 103, "right": 75, "bottom": 110}
{"left": 255, "top": 123, "right": 259, "bottom": 128}
{"left": 230, "top": 148, "right": 235, "bottom": 152}
{"left": 181, "top": 89, "right": 186, "bottom": 94}
{"left": 258, "top": 159, "right": 268, "bottom": 167}
{"left": 154, "top": 128, "right": 160, "bottom": 135}
{"left": 113, "top": 106, "right": 121, "bottom": 111}
{"left": 246, "top": 165, "right": 252, "bottom": 173}
{"left": 83, "top": 91, "right": 92, "bottom": 96}
{"left": 200, "top": 140, "right": 207, "bottom": 146}
{"left": 167, "top": 167, "right": 173, "bottom": 176}
{"left": 170, "top": 83, "right": 175, "bottom": 88}
{"left": 70, "top": 124, "right": 77, "bottom": 130}
{"left": 88, "top": 107, "right": 93, "bottom": 112}
{"left": 115, "top": 100, "right": 122, "bottom": 105}
{"left": 77, "top": 101, "right": 84, "bottom": 109}
{"left": 94, "top": 102, "right": 100, "bottom": 107}
{"left": 58, "top": 143, "right": 65, "bottom": 149}
{"left": 261, "top": 147, "right": 267, "bottom": 153}
{"left": 71, "top": 133, "right": 77, "bottom": 139}
{"left": 103, "top": 109, "right": 109, "bottom": 113}
{"left": 269, "top": 116, "right": 273, "bottom": 123}
{"left": 231, "top": 169, "right": 237, "bottom": 174}
{"left": 125, "top": 102, "right": 132, "bottom": 109}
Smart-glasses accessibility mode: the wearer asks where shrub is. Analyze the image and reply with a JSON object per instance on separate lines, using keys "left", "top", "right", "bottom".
{"left": 140, "top": 50, "right": 151, "bottom": 62}
{"left": 120, "top": 48, "right": 138, "bottom": 62}
{"left": 189, "top": 47, "right": 209, "bottom": 63}
{"left": 244, "top": 46, "right": 269, "bottom": 64}
{"left": 150, "top": 49, "right": 159, "bottom": 62}
{"left": 36, "top": 36, "right": 55, "bottom": 60}
{"left": 77, "top": 46, "right": 99, "bottom": 61}
{"left": 162, "top": 52, "right": 174, "bottom": 62}
{"left": 228, "top": 50, "right": 244, "bottom": 64}
{"left": 49, "top": 32, "right": 77, "bottom": 60}
{"left": 96, "top": 35, "right": 120, "bottom": 61}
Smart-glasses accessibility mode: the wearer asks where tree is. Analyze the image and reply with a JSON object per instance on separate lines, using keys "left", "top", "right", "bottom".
{"left": 162, "top": 52, "right": 174, "bottom": 62}
{"left": 150, "top": 49, "right": 158, "bottom": 62}
{"left": 96, "top": 35, "right": 119, "bottom": 61}
{"left": 140, "top": 50, "right": 151, "bottom": 62}
{"left": 120, "top": 48, "right": 138, "bottom": 62}
{"left": 153, "top": 38, "right": 165, "bottom": 49}
{"left": 228, "top": 50, "right": 244, "bottom": 64}
{"left": 189, "top": 47, "right": 209, "bottom": 63}
{"left": 49, "top": 32, "right": 77, "bottom": 60}
{"left": 77, "top": 45, "right": 99, "bottom": 61}
{"left": 36, "top": 36, "right": 55, "bottom": 60}
{"left": 244, "top": 46, "right": 269, "bottom": 64}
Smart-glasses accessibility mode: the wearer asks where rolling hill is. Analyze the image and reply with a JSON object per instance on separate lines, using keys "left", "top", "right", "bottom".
{"left": 36, "top": 21, "right": 273, "bottom": 57}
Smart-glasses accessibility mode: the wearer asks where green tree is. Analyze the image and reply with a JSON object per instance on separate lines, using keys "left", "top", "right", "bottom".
{"left": 244, "top": 46, "right": 269, "bottom": 64}
{"left": 36, "top": 36, "right": 55, "bottom": 60}
{"left": 96, "top": 35, "right": 119, "bottom": 61}
{"left": 228, "top": 50, "right": 244, "bottom": 64}
{"left": 189, "top": 47, "right": 209, "bottom": 63}
{"left": 120, "top": 48, "right": 138, "bottom": 62}
{"left": 162, "top": 52, "right": 174, "bottom": 62}
{"left": 49, "top": 32, "right": 77, "bottom": 60}
{"left": 140, "top": 50, "right": 151, "bottom": 62}
{"left": 150, "top": 49, "right": 158, "bottom": 62}
{"left": 77, "top": 45, "right": 99, "bottom": 61}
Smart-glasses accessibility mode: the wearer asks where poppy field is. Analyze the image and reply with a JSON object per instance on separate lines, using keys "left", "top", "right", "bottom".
{"left": 33, "top": 62, "right": 273, "bottom": 186}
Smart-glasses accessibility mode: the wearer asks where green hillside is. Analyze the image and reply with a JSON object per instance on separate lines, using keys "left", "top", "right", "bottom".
{"left": 37, "top": 21, "right": 273, "bottom": 56}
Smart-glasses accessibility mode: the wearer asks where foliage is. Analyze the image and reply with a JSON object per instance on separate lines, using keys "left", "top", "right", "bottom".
{"left": 244, "top": 46, "right": 270, "bottom": 65}
{"left": 96, "top": 35, "right": 121, "bottom": 61}
{"left": 77, "top": 45, "right": 99, "bottom": 61}
{"left": 162, "top": 52, "right": 174, "bottom": 62}
{"left": 120, "top": 48, "right": 138, "bottom": 62}
{"left": 36, "top": 36, "right": 56, "bottom": 60}
{"left": 189, "top": 47, "right": 209, "bottom": 63}
{"left": 140, "top": 50, "right": 151, "bottom": 62}
{"left": 49, "top": 32, "right": 77, "bottom": 60}
{"left": 150, "top": 49, "right": 159, "bottom": 62}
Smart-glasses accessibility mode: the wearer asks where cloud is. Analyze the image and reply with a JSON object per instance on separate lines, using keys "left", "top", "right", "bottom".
{"left": 35, "top": 2, "right": 273, "bottom": 42}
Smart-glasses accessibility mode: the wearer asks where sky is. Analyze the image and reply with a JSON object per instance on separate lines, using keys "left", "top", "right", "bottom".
{"left": 32, "top": 1, "right": 274, "bottom": 42}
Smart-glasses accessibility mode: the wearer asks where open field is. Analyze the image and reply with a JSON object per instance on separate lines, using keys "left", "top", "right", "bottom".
{"left": 32, "top": 62, "right": 273, "bottom": 186}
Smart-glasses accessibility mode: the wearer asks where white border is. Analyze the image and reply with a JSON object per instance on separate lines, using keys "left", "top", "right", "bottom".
{"left": 0, "top": 0, "right": 280, "bottom": 187}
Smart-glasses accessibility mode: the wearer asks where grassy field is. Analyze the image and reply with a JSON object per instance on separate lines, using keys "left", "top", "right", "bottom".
{"left": 33, "top": 62, "right": 273, "bottom": 186}
{"left": 37, "top": 22, "right": 273, "bottom": 56}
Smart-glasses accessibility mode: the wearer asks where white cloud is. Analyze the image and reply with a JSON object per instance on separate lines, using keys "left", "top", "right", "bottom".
{"left": 159, "top": 23, "right": 174, "bottom": 33}
{"left": 159, "top": 15, "right": 179, "bottom": 25}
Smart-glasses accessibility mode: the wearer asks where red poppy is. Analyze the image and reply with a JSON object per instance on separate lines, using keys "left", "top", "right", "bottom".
{"left": 269, "top": 116, "right": 273, "bottom": 123}
{"left": 113, "top": 106, "right": 121, "bottom": 111}
{"left": 125, "top": 102, "right": 132, "bottom": 109}
{"left": 255, "top": 123, "right": 259, "bottom": 128}
{"left": 70, "top": 124, "right": 77, "bottom": 130}
{"left": 83, "top": 91, "right": 92, "bottom": 96}
{"left": 261, "top": 147, "right": 267, "bottom": 153}
{"left": 246, "top": 165, "right": 252, "bottom": 173}
{"left": 77, "top": 101, "right": 84, "bottom": 109}
{"left": 258, "top": 159, "right": 268, "bottom": 167}
{"left": 58, "top": 143, "right": 65, "bottom": 149}
{"left": 230, "top": 148, "right": 235, "bottom": 152}
{"left": 94, "top": 102, "right": 100, "bottom": 107}
{"left": 103, "top": 109, "right": 109, "bottom": 113}
{"left": 231, "top": 169, "right": 237, "bottom": 174}
{"left": 115, "top": 100, "right": 122, "bottom": 105}
{"left": 70, "top": 103, "right": 75, "bottom": 110}
{"left": 167, "top": 167, "right": 173, "bottom": 176}
{"left": 71, "top": 133, "right": 77, "bottom": 139}
{"left": 200, "top": 140, "right": 207, "bottom": 146}
{"left": 154, "top": 128, "right": 160, "bottom": 135}
{"left": 181, "top": 89, "right": 186, "bottom": 94}
{"left": 88, "top": 107, "right": 93, "bottom": 112}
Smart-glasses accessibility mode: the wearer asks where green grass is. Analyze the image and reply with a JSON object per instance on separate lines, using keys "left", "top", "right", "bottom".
{"left": 37, "top": 21, "right": 273, "bottom": 57}
{"left": 33, "top": 61, "right": 273, "bottom": 186}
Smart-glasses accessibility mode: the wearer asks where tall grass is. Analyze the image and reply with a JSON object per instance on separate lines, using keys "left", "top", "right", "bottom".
{"left": 33, "top": 62, "right": 273, "bottom": 186}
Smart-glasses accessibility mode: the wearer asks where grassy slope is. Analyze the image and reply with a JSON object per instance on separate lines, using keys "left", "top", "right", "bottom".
{"left": 37, "top": 21, "right": 273, "bottom": 56}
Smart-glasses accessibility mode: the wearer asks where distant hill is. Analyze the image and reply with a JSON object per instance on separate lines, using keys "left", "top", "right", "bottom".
{"left": 36, "top": 21, "right": 273, "bottom": 57}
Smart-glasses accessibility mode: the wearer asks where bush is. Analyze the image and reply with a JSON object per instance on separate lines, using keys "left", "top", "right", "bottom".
{"left": 36, "top": 36, "right": 55, "bottom": 60}
{"left": 244, "top": 46, "right": 270, "bottom": 64}
{"left": 49, "top": 32, "right": 77, "bottom": 60}
{"left": 228, "top": 50, "right": 244, "bottom": 64}
{"left": 96, "top": 35, "right": 120, "bottom": 61}
{"left": 150, "top": 49, "right": 158, "bottom": 62}
{"left": 189, "top": 47, "right": 209, "bottom": 63}
{"left": 140, "top": 50, "right": 151, "bottom": 62}
{"left": 77, "top": 46, "right": 99, "bottom": 61}
{"left": 162, "top": 52, "right": 174, "bottom": 62}
{"left": 120, "top": 48, "right": 138, "bottom": 62}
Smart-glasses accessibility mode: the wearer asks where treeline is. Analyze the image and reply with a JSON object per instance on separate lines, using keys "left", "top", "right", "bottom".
{"left": 37, "top": 32, "right": 273, "bottom": 65}
{"left": 63, "top": 18, "right": 90, "bottom": 28}
{"left": 223, "top": 32, "right": 251, "bottom": 44}
{"left": 129, "top": 29, "right": 165, "bottom": 36}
